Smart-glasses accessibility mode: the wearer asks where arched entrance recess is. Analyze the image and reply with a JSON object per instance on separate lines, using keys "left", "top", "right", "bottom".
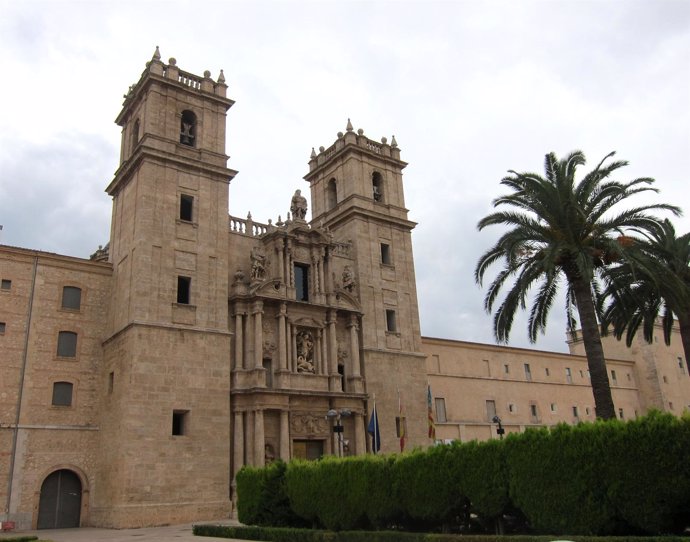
{"left": 37, "top": 469, "right": 82, "bottom": 529}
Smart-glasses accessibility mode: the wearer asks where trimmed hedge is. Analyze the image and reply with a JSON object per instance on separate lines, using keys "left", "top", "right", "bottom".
{"left": 193, "top": 524, "right": 690, "bottom": 542}
{"left": 235, "top": 412, "right": 690, "bottom": 536}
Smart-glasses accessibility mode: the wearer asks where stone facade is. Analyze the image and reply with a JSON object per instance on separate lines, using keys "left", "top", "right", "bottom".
{"left": 1, "top": 49, "right": 689, "bottom": 530}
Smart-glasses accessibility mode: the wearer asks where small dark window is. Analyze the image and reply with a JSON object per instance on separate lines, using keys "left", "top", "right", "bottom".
{"left": 530, "top": 404, "right": 539, "bottom": 421}
{"left": 380, "top": 243, "right": 392, "bottom": 265}
{"left": 0, "top": 322, "right": 6, "bottom": 334}
{"left": 565, "top": 367, "right": 572, "bottom": 383}
{"left": 177, "top": 276, "right": 191, "bottom": 304}
{"left": 180, "top": 194, "right": 194, "bottom": 222}
{"left": 573, "top": 406, "right": 579, "bottom": 418}
{"left": 372, "top": 171, "right": 384, "bottom": 202}
{"left": 108, "top": 372, "right": 114, "bottom": 394}
{"left": 545, "top": 368, "right": 550, "bottom": 376}
{"left": 52, "top": 382, "right": 73, "bottom": 406}
{"left": 385, "top": 309, "right": 397, "bottom": 332}
{"left": 180, "top": 110, "right": 196, "bottom": 146}
{"left": 611, "top": 370, "right": 617, "bottom": 384}
{"left": 57, "top": 331, "right": 78, "bottom": 358}
{"left": 524, "top": 363, "right": 532, "bottom": 381}
{"left": 61, "top": 286, "right": 82, "bottom": 310}
{"left": 294, "top": 264, "right": 309, "bottom": 301}
{"left": 172, "top": 410, "right": 189, "bottom": 436}
{"left": 1, "top": 279, "right": 11, "bottom": 290}
{"left": 619, "top": 408, "right": 624, "bottom": 419}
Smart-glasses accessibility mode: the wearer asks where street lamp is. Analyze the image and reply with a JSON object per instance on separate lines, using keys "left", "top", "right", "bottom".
{"left": 326, "top": 408, "right": 352, "bottom": 457}
{"left": 492, "top": 415, "right": 505, "bottom": 440}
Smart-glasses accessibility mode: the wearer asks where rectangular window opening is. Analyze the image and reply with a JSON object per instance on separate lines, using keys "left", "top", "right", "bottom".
{"left": 545, "top": 367, "right": 550, "bottom": 377}
{"left": 435, "top": 398, "right": 447, "bottom": 423}
{"left": 52, "top": 382, "right": 73, "bottom": 407}
{"left": 504, "top": 364, "right": 510, "bottom": 374}
{"left": 524, "top": 363, "right": 532, "bottom": 381}
{"left": 61, "top": 286, "right": 82, "bottom": 310}
{"left": 380, "top": 243, "right": 392, "bottom": 265}
{"left": 550, "top": 403, "right": 557, "bottom": 413}
{"left": 1, "top": 279, "right": 11, "bottom": 290}
{"left": 485, "top": 399, "right": 497, "bottom": 421}
{"left": 57, "top": 331, "right": 78, "bottom": 358}
{"left": 0, "top": 322, "right": 5, "bottom": 334}
{"left": 572, "top": 406, "right": 579, "bottom": 418}
{"left": 180, "top": 194, "right": 194, "bottom": 222}
{"left": 385, "top": 309, "right": 397, "bottom": 333}
{"left": 177, "top": 276, "right": 191, "bottom": 304}
{"left": 172, "top": 410, "right": 189, "bottom": 436}
{"left": 294, "top": 263, "right": 309, "bottom": 301}
{"left": 611, "top": 370, "right": 617, "bottom": 384}
{"left": 530, "top": 403, "right": 539, "bottom": 422}
{"left": 108, "top": 372, "right": 114, "bottom": 394}
{"left": 565, "top": 367, "right": 572, "bottom": 383}
{"left": 618, "top": 408, "right": 624, "bottom": 419}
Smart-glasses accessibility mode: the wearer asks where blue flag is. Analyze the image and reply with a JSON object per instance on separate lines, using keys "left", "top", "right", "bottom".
{"left": 367, "top": 403, "right": 381, "bottom": 453}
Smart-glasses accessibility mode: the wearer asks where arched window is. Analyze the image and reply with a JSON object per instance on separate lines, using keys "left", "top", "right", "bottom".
{"left": 57, "top": 331, "right": 78, "bottom": 358}
{"left": 180, "top": 110, "right": 197, "bottom": 146}
{"left": 372, "top": 171, "right": 384, "bottom": 202}
{"left": 61, "top": 286, "right": 82, "bottom": 310}
{"left": 327, "top": 178, "right": 337, "bottom": 210}
{"left": 52, "top": 382, "right": 74, "bottom": 406}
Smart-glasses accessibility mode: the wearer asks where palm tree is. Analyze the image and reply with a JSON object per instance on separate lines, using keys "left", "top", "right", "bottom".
{"left": 601, "top": 219, "right": 690, "bottom": 371}
{"left": 475, "top": 151, "right": 679, "bottom": 420}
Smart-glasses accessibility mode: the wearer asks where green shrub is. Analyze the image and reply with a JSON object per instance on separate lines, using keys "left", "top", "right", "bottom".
{"left": 392, "top": 445, "right": 468, "bottom": 530}
{"left": 236, "top": 460, "right": 303, "bottom": 527}
{"left": 505, "top": 422, "right": 619, "bottom": 534}
{"left": 605, "top": 411, "right": 690, "bottom": 534}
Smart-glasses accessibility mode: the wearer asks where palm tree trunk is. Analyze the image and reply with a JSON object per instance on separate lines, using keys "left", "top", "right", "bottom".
{"left": 678, "top": 312, "right": 690, "bottom": 376}
{"left": 570, "top": 277, "right": 616, "bottom": 420}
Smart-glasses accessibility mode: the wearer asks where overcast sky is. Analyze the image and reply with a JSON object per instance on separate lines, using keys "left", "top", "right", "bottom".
{"left": 1, "top": 0, "right": 689, "bottom": 353}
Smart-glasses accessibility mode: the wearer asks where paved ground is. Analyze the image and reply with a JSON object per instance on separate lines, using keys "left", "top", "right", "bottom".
{"left": 0, "top": 519, "right": 255, "bottom": 542}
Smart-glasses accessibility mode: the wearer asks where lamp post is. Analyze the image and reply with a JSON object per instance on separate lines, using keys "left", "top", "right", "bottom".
{"left": 326, "top": 408, "right": 352, "bottom": 457}
{"left": 492, "top": 415, "right": 505, "bottom": 440}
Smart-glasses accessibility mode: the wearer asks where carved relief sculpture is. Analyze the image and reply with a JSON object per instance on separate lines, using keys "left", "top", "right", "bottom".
{"left": 296, "top": 329, "right": 316, "bottom": 373}
{"left": 342, "top": 265, "right": 355, "bottom": 292}
{"left": 250, "top": 247, "right": 267, "bottom": 281}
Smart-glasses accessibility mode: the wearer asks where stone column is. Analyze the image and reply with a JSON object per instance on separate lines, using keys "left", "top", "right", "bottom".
{"left": 280, "top": 410, "right": 290, "bottom": 461}
{"left": 254, "top": 409, "right": 265, "bottom": 467}
{"left": 318, "top": 248, "right": 326, "bottom": 295}
{"left": 277, "top": 303, "right": 287, "bottom": 370}
{"left": 233, "top": 411, "right": 245, "bottom": 475}
{"left": 315, "top": 329, "right": 322, "bottom": 375}
{"left": 252, "top": 300, "right": 264, "bottom": 369}
{"left": 234, "top": 308, "right": 244, "bottom": 369}
{"left": 276, "top": 243, "right": 284, "bottom": 283}
{"left": 320, "top": 328, "right": 328, "bottom": 376}
{"left": 327, "top": 310, "right": 338, "bottom": 391}
{"left": 348, "top": 314, "right": 361, "bottom": 377}
{"left": 291, "top": 325, "right": 298, "bottom": 372}
{"left": 354, "top": 412, "right": 366, "bottom": 455}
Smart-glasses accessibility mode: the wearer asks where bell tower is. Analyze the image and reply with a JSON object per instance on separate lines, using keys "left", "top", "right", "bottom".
{"left": 96, "top": 48, "right": 235, "bottom": 526}
{"left": 304, "top": 120, "right": 428, "bottom": 452}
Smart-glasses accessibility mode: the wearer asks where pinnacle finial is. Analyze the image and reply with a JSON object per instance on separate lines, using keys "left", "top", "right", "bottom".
{"left": 152, "top": 46, "right": 161, "bottom": 61}
{"left": 310, "top": 147, "right": 317, "bottom": 159}
{"left": 218, "top": 69, "right": 226, "bottom": 84}
{"left": 391, "top": 135, "right": 398, "bottom": 148}
{"left": 346, "top": 118, "right": 354, "bottom": 132}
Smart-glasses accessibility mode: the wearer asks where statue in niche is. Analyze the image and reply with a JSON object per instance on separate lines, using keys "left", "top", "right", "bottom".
{"left": 250, "top": 247, "right": 267, "bottom": 281}
{"left": 342, "top": 265, "right": 355, "bottom": 292}
{"left": 296, "top": 329, "right": 315, "bottom": 373}
{"left": 290, "top": 189, "right": 308, "bottom": 221}
{"left": 264, "top": 444, "right": 276, "bottom": 464}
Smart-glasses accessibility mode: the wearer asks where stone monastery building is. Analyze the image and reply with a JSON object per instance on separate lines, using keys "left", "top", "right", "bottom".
{"left": 2, "top": 49, "right": 689, "bottom": 530}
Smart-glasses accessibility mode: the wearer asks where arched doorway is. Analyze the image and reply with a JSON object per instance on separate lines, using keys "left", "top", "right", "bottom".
{"left": 37, "top": 469, "right": 82, "bottom": 529}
